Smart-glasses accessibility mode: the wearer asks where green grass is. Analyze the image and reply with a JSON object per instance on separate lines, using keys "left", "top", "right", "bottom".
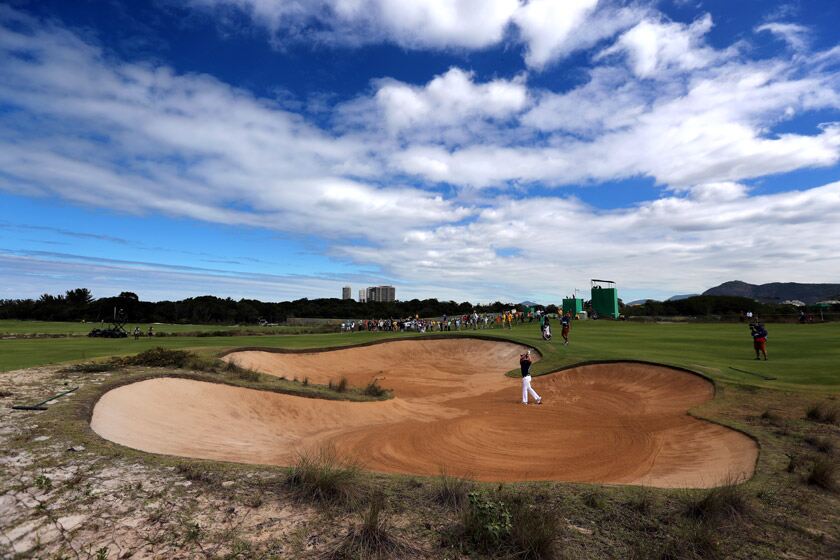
{"left": 2, "top": 320, "right": 839, "bottom": 391}
{"left": 0, "top": 319, "right": 258, "bottom": 335}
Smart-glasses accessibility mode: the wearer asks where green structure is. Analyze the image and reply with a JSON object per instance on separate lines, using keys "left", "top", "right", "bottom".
{"left": 562, "top": 298, "right": 583, "bottom": 316}
{"left": 590, "top": 279, "right": 619, "bottom": 319}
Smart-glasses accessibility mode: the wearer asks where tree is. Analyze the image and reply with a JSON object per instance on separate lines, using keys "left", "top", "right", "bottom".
{"left": 65, "top": 288, "right": 94, "bottom": 305}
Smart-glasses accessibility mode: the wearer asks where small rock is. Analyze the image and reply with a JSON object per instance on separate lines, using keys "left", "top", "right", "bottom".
{"left": 67, "top": 445, "right": 86, "bottom": 452}
{"left": 57, "top": 514, "right": 88, "bottom": 532}
{"left": 221, "top": 481, "right": 235, "bottom": 488}
{"left": 32, "top": 436, "right": 50, "bottom": 442}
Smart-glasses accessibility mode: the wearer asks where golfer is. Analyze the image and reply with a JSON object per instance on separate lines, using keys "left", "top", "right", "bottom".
{"left": 561, "top": 312, "right": 571, "bottom": 345}
{"left": 750, "top": 322, "right": 768, "bottom": 360}
{"left": 520, "top": 350, "right": 542, "bottom": 405}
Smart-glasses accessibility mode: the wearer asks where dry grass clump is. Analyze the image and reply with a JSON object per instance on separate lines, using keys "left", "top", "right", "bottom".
{"left": 286, "top": 446, "right": 362, "bottom": 504}
{"left": 807, "top": 457, "right": 838, "bottom": 492}
{"left": 805, "top": 402, "right": 839, "bottom": 424}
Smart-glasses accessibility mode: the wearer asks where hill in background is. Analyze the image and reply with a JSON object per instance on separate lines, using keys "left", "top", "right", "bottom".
{"left": 703, "top": 281, "right": 840, "bottom": 304}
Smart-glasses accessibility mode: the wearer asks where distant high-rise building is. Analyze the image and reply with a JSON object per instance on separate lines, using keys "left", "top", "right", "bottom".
{"left": 358, "top": 289, "right": 367, "bottom": 303}
{"left": 366, "top": 285, "right": 396, "bottom": 303}
{"left": 342, "top": 286, "right": 352, "bottom": 300}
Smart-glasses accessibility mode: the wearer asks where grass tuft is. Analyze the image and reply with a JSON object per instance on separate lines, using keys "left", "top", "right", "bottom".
{"left": 626, "top": 487, "right": 657, "bottom": 515}
{"left": 805, "top": 402, "right": 840, "bottom": 425}
{"left": 683, "top": 478, "right": 751, "bottom": 523}
{"left": 807, "top": 457, "right": 838, "bottom": 492}
{"left": 804, "top": 436, "right": 835, "bottom": 454}
{"left": 326, "top": 492, "right": 419, "bottom": 559}
{"left": 432, "top": 470, "right": 473, "bottom": 509}
{"left": 286, "top": 445, "right": 362, "bottom": 504}
{"left": 632, "top": 519, "right": 721, "bottom": 560}
{"left": 176, "top": 462, "right": 214, "bottom": 484}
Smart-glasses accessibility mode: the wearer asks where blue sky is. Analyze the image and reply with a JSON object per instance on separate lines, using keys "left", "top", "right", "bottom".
{"left": 1, "top": 0, "right": 839, "bottom": 304}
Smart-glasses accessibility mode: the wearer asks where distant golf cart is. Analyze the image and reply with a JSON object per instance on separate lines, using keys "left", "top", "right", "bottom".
{"left": 89, "top": 307, "right": 129, "bottom": 338}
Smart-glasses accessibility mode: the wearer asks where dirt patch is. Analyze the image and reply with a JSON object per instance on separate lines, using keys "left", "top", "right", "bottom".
{"left": 92, "top": 340, "right": 757, "bottom": 487}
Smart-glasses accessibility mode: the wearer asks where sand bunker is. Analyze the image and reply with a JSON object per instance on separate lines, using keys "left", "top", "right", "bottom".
{"left": 91, "top": 339, "right": 757, "bottom": 487}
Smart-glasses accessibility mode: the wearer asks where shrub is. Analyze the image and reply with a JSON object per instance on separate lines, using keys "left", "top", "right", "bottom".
{"left": 461, "top": 490, "right": 559, "bottom": 559}
{"left": 807, "top": 457, "right": 838, "bottom": 492}
{"left": 58, "top": 362, "right": 114, "bottom": 373}
{"left": 759, "top": 409, "right": 784, "bottom": 426}
{"left": 433, "top": 470, "right": 472, "bottom": 509}
{"left": 363, "top": 379, "right": 388, "bottom": 398}
{"left": 286, "top": 446, "right": 361, "bottom": 504}
{"left": 461, "top": 490, "right": 512, "bottom": 551}
{"left": 34, "top": 474, "right": 52, "bottom": 491}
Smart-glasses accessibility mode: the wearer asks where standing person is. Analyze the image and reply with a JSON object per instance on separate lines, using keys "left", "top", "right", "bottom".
{"left": 750, "top": 322, "right": 768, "bottom": 360}
{"left": 147, "top": 325, "right": 154, "bottom": 337}
{"left": 133, "top": 326, "right": 141, "bottom": 340}
{"left": 520, "top": 350, "right": 542, "bottom": 405}
{"left": 560, "top": 313, "right": 571, "bottom": 345}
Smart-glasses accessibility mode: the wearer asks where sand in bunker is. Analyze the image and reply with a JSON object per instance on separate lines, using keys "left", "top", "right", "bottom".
{"left": 92, "top": 339, "right": 757, "bottom": 487}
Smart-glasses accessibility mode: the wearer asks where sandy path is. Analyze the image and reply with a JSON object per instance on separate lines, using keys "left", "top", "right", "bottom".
{"left": 91, "top": 339, "right": 757, "bottom": 487}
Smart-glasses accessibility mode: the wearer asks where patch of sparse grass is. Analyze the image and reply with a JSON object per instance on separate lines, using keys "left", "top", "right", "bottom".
{"left": 786, "top": 453, "right": 804, "bottom": 474}
{"left": 461, "top": 490, "right": 512, "bottom": 552}
{"left": 626, "top": 487, "right": 657, "bottom": 515}
{"left": 183, "top": 521, "right": 202, "bottom": 543}
{"left": 760, "top": 409, "right": 784, "bottom": 426}
{"left": 683, "top": 478, "right": 751, "bottom": 523}
{"left": 582, "top": 487, "right": 607, "bottom": 509}
{"left": 176, "top": 462, "right": 215, "bottom": 484}
{"left": 806, "top": 402, "right": 840, "bottom": 425}
{"left": 807, "top": 457, "right": 838, "bottom": 492}
{"left": 58, "top": 362, "right": 114, "bottom": 373}
{"left": 632, "top": 519, "right": 721, "bottom": 560}
{"left": 328, "top": 377, "right": 349, "bottom": 392}
{"left": 235, "top": 369, "right": 261, "bottom": 382}
{"left": 286, "top": 446, "right": 362, "bottom": 504}
{"left": 432, "top": 470, "right": 472, "bottom": 509}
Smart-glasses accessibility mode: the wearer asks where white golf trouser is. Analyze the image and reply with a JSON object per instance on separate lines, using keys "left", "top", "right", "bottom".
{"left": 522, "top": 375, "right": 540, "bottom": 404}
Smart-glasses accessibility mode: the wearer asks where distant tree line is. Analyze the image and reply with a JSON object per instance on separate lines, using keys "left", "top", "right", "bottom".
{"left": 621, "top": 295, "right": 822, "bottom": 317}
{"left": 0, "top": 289, "right": 553, "bottom": 324}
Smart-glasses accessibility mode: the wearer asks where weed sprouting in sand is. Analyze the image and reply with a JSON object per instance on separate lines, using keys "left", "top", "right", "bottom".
{"left": 286, "top": 445, "right": 362, "bottom": 504}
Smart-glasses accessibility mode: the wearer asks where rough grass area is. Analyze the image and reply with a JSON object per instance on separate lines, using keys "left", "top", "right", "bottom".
{"left": 2, "top": 326, "right": 839, "bottom": 558}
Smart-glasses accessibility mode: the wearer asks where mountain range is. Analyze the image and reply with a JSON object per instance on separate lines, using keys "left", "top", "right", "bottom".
{"left": 702, "top": 281, "right": 840, "bottom": 304}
